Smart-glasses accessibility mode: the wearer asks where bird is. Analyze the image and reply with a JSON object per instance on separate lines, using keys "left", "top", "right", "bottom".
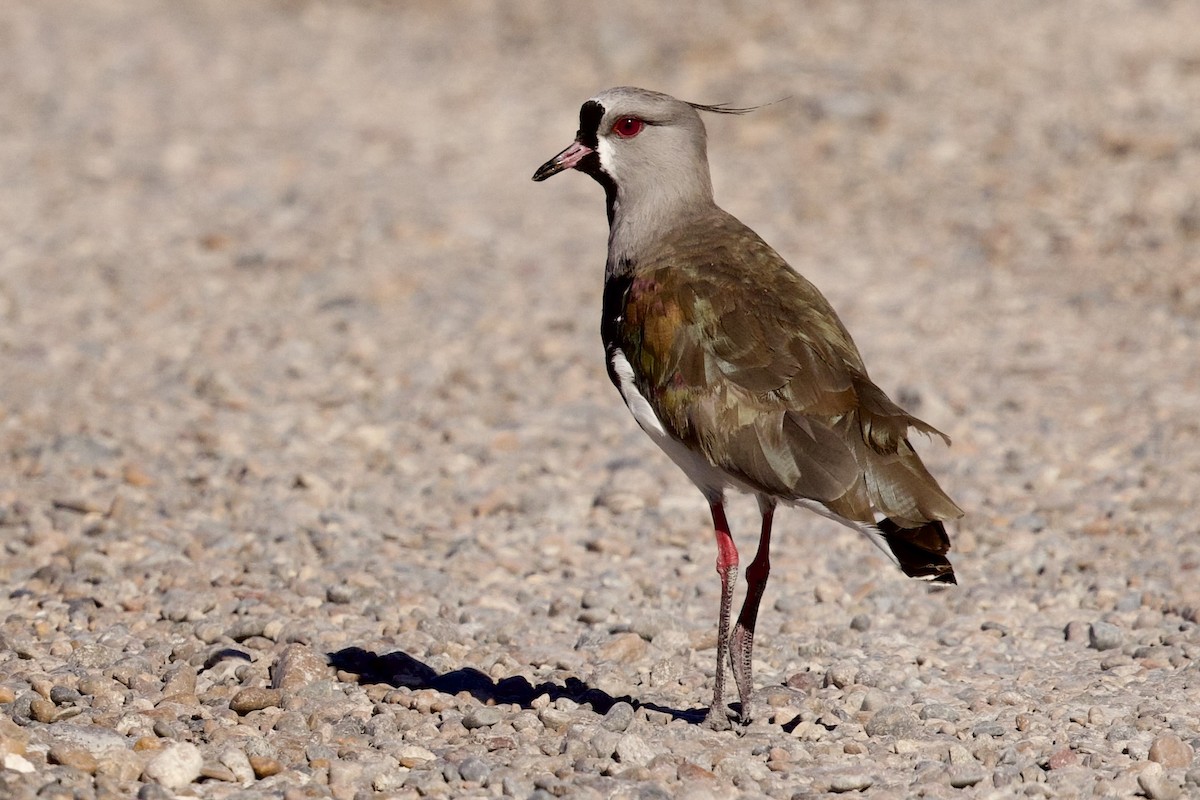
{"left": 532, "top": 87, "right": 962, "bottom": 730}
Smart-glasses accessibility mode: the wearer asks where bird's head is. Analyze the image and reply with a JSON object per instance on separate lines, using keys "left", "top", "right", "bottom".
{"left": 533, "top": 87, "right": 754, "bottom": 225}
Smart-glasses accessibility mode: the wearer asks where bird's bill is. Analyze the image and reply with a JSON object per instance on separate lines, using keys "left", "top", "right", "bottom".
{"left": 532, "top": 140, "right": 593, "bottom": 181}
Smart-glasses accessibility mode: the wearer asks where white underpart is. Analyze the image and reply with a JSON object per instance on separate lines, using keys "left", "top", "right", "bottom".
{"left": 609, "top": 349, "right": 728, "bottom": 501}
{"left": 792, "top": 499, "right": 905, "bottom": 573}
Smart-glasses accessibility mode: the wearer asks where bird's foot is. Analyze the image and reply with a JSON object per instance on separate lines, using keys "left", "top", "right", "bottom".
{"left": 704, "top": 706, "right": 735, "bottom": 731}
{"left": 729, "top": 624, "right": 755, "bottom": 724}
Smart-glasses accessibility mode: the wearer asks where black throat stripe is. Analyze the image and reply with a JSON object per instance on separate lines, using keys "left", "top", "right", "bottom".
{"left": 576, "top": 100, "right": 604, "bottom": 149}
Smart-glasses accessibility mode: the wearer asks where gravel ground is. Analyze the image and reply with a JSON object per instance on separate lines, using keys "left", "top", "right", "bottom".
{"left": 2, "top": 1, "right": 1200, "bottom": 798}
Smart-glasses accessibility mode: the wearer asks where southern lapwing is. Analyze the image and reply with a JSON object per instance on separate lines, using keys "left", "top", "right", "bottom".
{"left": 532, "top": 87, "right": 962, "bottom": 729}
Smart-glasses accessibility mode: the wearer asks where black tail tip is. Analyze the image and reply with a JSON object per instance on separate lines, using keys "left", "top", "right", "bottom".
{"left": 877, "top": 518, "right": 957, "bottom": 585}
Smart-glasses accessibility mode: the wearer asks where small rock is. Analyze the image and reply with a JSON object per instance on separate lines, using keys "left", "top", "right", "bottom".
{"left": 30, "top": 697, "right": 58, "bottom": 723}
{"left": 947, "top": 764, "right": 985, "bottom": 788}
{"left": 396, "top": 745, "right": 436, "bottom": 768}
{"left": 615, "top": 733, "right": 655, "bottom": 767}
{"left": 99, "top": 749, "right": 148, "bottom": 782}
{"left": 860, "top": 688, "right": 889, "bottom": 713}
{"left": 3, "top": 753, "right": 35, "bottom": 773}
{"left": 972, "top": 720, "right": 1007, "bottom": 738}
{"left": 271, "top": 643, "right": 333, "bottom": 692}
{"left": 596, "top": 632, "right": 648, "bottom": 664}
{"left": 1140, "top": 771, "right": 1184, "bottom": 800}
{"left": 229, "top": 687, "right": 282, "bottom": 714}
{"left": 865, "top": 705, "right": 918, "bottom": 738}
{"left": 49, "top": 686, "right": 82, "bottom": 705}
{"left": 1149, "top": 734, "right": 1194, "bottom": 769}
{"left": 602, "top": 701, "right": 635, "bottom": 732}
{"left": 786, "top": 671, "right": 821, "bottom": 692}
{"left": 920, "top": 703, "right": 960, "bottom": 722}
{"left": 200, "top": 762, "right": 239, "bottom": 782}
{"left": 143, "top": 742, "right": 203, "bottom": 790}
{"left": 1064, "top": 621, "right": 1090, "bottom": 643}
{"left": 330, "top": 760, "right": 365, "bottom": 791}
{"left": 462, "top": 706, "right": 504, "bottom": 729}
{"left": 219, "top": 747, "right": 255, "bottom": 783}
{"left": 138, "top": 784, "right": 175, "bottom": 800}
{"left": 48, "top": 744, "right": 98, "bottom": 773}
{"left": 1089, "top": 621, "right": 1124, "bottom": 651}
{"left": 678, "top": 761, "right": 717, "bottom": 782}
{"left": 404, "top": 766, "right": 449, "bottom": 793}
{"left": 849, "top": 614, "right": 871, "bottom": 632}
{"left": 590, "top": 729, "right": 620, "bottom": 760}
{"left": 538, "top": 707, "right": 573, "bottom": 730}
{"left": 947, "top": 744, "right": 974, "bottom": 765}
{"left": 248, "top": 754, "right": 282, "bottom": 778}
{"left": 766, "top": 746, "right": 791, "bottom": 766}
{"left": 458, "top": 756, "right": 490, "bottom": 783}
{"left": 829, "top": 771, "right": 874, "bottom": 792}
{"left": 825, "top": 662, "right": 858, "bottom": 689}
{"left": 1047, "top": 747, "right": 1077, "bottom": 769}
{"left": 225, "top": 617, "right": 268, "bottom": 642}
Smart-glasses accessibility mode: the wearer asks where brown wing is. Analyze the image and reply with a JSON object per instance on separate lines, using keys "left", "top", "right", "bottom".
{"left": 619, "top": 210, "right": 962, "bottom": 527}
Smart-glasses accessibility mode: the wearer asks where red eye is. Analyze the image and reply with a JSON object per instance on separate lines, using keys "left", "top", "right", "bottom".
{"left": 612, "top": 117, "right": 645, "bottom": 138}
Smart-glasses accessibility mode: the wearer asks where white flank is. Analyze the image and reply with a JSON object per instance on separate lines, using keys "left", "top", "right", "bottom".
{"left": 609, "top": 349, "right": 728, "bottom": 500}
{"left": 610, "top": 348, "right": 665, "bottom": 436}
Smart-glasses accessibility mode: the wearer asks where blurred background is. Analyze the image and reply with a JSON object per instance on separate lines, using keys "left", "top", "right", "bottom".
{"left": 2, "top": 0, "right": 1197, "bottom": 549}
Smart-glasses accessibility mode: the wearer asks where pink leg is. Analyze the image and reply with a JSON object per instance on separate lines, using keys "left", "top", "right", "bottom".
{"left": 730, "top": 499, "right": 774, "bottom": 723}
{"left": 705, "top": 500, "right": 739, "bottom": 730}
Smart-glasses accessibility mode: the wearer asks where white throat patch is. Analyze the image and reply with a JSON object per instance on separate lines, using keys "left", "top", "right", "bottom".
{"left": 596, "top": 135, "right": 618, "bottom": 183}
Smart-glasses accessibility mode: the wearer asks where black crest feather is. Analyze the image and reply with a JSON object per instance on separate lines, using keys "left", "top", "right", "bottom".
{"left": 687, "top": 96, "right": 791, "bottom": 116}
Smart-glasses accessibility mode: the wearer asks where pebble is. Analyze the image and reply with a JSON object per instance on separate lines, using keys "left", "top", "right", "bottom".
{"left": 1089, "top": 622, "right": 1124, "bottom": 651}
{"left": 143, "top": 742, "right": 203, "bottom": 790}
{"left": 230, "top": 687, "right": 283, "bottom": 714}
{"left": 396, "top": 745, "right": 437, "bottom": 767}
{"left": 602, "top": 701, "right": 636, "bottom": 732}
{"left": 30, "top": 697, "right": 58, "bottom": 723}
{"left": 825, "top": 662, "right": 858, "bottom": 689}
{"left": 860, "top": 688, "right": 890, "bottom": 713}
{"left": 3, "top": 753, "right": 36, "bottom": 774}
{"left": 271, "top": 644, "right": 333, "bottom": 692}
{"left": 616, "top": 734, "right": 656, "bottom": 767}
{"left": 1140, "top": 771, "right": 1184, "bottom": 800}
{"left": 48, "top": 744, "right": 98, "bottom": 774}
{"left": 249, "top": 754, "right": 283, "bottom": 778}
{"left": 920, "top": 703, "right": 960, "bottom": 722}
{"left": 458, "top": 755, "right": 491, "bottom": 783}
{"left": 1047, "top": 748, "right": 1078, "bottom": 769}
{"left": 48, "top": 724, "right": 130, "bottom": 756}
{"left": 462, "top": 706, "right": 504, "bottom": 729}
{"left": 829, "top": 771, "right": 874, "bottom": 792}
{"left": 1149, "top": 734, "right": 1194, "bottom": 769}
{"left": 947, "top": 763, "right": 986, "bottom": 787}
{"left": 138, "top": 784, "right": 175, "bottom": 800}
{"left": 219, "top": 747, "right": 256, "bottom": 783}
{"left": 596, "top": 632, "right": 649, "bottom": 664}
{"left": 865, "top": 706, "right": 918, "bottom": 738}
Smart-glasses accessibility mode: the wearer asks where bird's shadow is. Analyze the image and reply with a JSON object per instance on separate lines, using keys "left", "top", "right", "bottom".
{"left": 327, "top": 647, "right": 712, "bottom": 725}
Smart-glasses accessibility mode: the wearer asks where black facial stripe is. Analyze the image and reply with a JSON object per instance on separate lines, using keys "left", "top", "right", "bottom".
{"left": 573, "top": 150, "right": 618, "bottom": 226}
{"left": 576, "top": 100, "right": 605, "bottom": 149}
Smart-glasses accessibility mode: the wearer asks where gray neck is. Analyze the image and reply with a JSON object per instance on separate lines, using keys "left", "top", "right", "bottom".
{"left": 605, "top": 168, "right": 716, "bottom": 278}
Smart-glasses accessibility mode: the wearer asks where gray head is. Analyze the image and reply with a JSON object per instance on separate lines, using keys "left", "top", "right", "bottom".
{"left": 533, "top": 87, "right": 752, "bottom": 230}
